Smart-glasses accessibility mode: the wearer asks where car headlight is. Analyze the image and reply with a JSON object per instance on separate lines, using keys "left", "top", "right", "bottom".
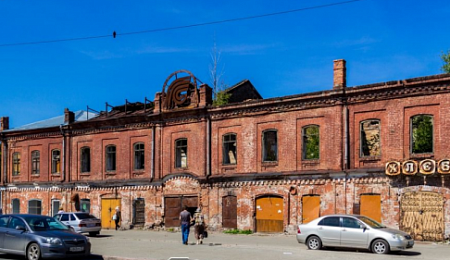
{"left": 45, "top": 237, "right": 62, "bottom": 245}
{"left": 392, "top": 234, "right": 405, "bottom": 240}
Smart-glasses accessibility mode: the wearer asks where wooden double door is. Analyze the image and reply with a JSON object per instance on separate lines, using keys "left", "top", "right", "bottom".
{"left": 255, "top": 196, "right": 283, "bottom": 232}
{"left": 101, "top": 198, "right": 121, "bottom": 229}
{"left": 164, "top": 196, "right": 198, "bottom": 227}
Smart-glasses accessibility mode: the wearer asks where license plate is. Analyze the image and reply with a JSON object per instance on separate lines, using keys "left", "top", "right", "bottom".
{"left": 87, "top": 223, "right": 95, "bottom": 227}
{"left": 69, "top": 247, "right": 84, "bottom": 252}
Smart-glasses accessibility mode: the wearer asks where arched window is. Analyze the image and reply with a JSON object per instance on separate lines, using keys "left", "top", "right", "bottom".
{"left": 175, "top": 138, "right": 187, "bottom": 168}
{"left": 134, "top": 143, "right": 145, "bottom": 170}
{"left": 360, "top": 120, "right": 381, "bottom": 157}
{"left": 302, "top": 125, "right": 320, "bottom": 160}
{"left": 12, "top": 198, "right": 20, "bottom": 214}
{"left": 51, "top": 149, "right": 61, "bottom": 173}
{"left": 31, "top": 150, "right": 40, "bottom": 175}
{"left": 28, "top": 199, "right": 42, "bottom": 215}
{"left": 262, "top": 130, "right": 277, "bottom": 162}
{"left": 12, "top": 152, "right": 21, "bottom": 176}
{"left": 411, "top": 115, "right": 433, "bottom": 154}
{"left": 106, "top": 145, "right": 116, "bottom": 171}
{"left": 222, "top": 133, "right": 237, "bottom": 165}
{"left": 80, "top": 147, "right": 91, "bottom": 173}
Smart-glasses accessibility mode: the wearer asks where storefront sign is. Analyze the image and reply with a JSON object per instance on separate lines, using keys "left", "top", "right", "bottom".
{"left": 385, "top": 159, "right": 449, "bottom": 176}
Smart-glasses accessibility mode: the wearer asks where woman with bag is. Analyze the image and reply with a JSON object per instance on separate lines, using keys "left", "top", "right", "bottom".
{"left": 193, "top": 207, "right": 205, "bottom": 245}
{"left": 113, "top": 206, "right": 121, "bottom": 230}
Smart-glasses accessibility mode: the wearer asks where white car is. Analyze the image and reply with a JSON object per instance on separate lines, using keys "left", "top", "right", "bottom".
{"left": 296, "top": 214, "right": 414, "bottom": 254}
{"left": 54, "top": 212, "right": 101, "bottom": 236}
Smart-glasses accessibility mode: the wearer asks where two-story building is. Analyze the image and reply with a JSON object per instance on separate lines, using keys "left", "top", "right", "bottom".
{"left": 1, "top": 61, "right": 449, "bottom": 240}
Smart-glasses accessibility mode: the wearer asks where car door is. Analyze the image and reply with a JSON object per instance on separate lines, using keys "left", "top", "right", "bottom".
{"left": 316, "top": 216, "right": 341, "bottom": 246}
{"left": 3, "top": 217, "right": 27, "bottom": 254}
{"left": 340, "top": 217, "right": 369, "bottom": 248}
{"left": 0, "top": 216, "right": 11, "bottom": 250}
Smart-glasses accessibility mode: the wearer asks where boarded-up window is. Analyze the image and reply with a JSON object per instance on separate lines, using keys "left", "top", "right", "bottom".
{"left": 302, "top": 195, "right": 320, "bottom": 223}
{"left": 360, "top": 120, "right": 381, "bottom": 157}
{"left": 175, "top": 139, "right": 187, "bottom": 168}
{"left": 81, "top": 147, "right": 90, "bottom": 173}
{"left": 12, "top": 152, "right": 20, "bottom": 176}
{"left": 12, "top": 198, "right": 20, "bottom": 214}
{"left": 31, "top": 150, "right": 40, "bottom": 175}
{"left": 411, "top": 115, "right": 433, "bottom": 154}
{"left": 262, "top": 130, "right": 277, "bottom": 162}
{"left": 81, "top": 199, "right": 90, "bottom": 213}
{"left": 360, "top": 194, "right": 381, "bottom": 223}
{"left": 302, "top": 125, "right": 320, "bottom": 160}
{"left": 28, "top": 199, "right": 42, "bottom": 215}
{"left": 223, "top": 133, "right": 237, "bottom": 165}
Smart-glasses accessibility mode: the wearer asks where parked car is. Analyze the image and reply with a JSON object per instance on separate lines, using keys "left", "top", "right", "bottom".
{"left": 54, "top": 212, "right": 101, "bottom": 236}
{"left": 296, "top": 214, "right": 414, "bottom": 254}
{"left": 0, "top": 214, "right": 91, "bottom": 260}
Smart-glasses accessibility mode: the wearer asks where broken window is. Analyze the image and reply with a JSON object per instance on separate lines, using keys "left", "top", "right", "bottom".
{"left": 51, "top": 149, "right": 61, "bottom": 174}
{"left": 360, "top": 120, "right": 381, "bottom": 157}
{"left": 222, "top": 133, "right": 237, "bottom": 165}
{"left": 302, "top": 125, "right": 320, "bottom": 160}
{"left": 80, "top": 147, "right": 91, "bottom": 173}
{"left": 175, "top": 138, "right": 188, "bottom": 168}
{"left": 134, "top": 143, "right": 145, "bottom": 170}
{"left": 12, "top": 152, "right": 20, "bottom": 176}
{"left": 262, "top": 130, "right": 278, "bottom": 162}
{"left": 106, "top": 145, "right": 116, "bottom": 171}
{"left": 31, "top": 150, "right": 40, "bottom": 175}
{"left": 411, "top": 115, "right": 433, "bottom": 154}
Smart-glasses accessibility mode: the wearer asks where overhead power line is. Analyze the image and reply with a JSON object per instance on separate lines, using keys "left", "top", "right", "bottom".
{"left": 0, "top": 0, "right": 362, "bottom": 47}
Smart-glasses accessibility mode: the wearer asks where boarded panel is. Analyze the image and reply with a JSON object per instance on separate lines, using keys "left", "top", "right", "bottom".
{"left": 302, "top": 195, "right": 320, "bottom": 224}
{"left": 401, "top": 192, "right": 444, "bottom": 241}
{"left": 361, "top": 194, "right": 381, "bottom": 223}
{"left": 101, "top": 198, "right": 121, "bottom": 229}
{"left": 133, "top": 199, "right": 145, "bottom": 226}
{"left": 222, "top": 196, "right": 237, "bottom": 229}
{"left": 256, "top": 197, "right": 283, "bottom": 232}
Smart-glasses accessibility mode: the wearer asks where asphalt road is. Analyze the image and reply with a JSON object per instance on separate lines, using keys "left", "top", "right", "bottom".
{"left": 0, "top": 229, "right": 449, "bottom": 260}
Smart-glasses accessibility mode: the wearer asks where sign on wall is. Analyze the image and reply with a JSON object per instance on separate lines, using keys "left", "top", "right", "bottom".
{"left": 385, "top": 159, "right": 450, "bottom": 176}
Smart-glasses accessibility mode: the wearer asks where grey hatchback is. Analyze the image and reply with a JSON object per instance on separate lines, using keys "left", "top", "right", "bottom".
{"left": 0, "top": 214, "right": 91, "bottom": 260}
{"left": 297, "top": 214, "right": 414, "bottom": 254}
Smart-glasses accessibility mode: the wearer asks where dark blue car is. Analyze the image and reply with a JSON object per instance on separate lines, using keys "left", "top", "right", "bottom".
{"left": 0, "top": 214, "right": 91, "bottom": 260}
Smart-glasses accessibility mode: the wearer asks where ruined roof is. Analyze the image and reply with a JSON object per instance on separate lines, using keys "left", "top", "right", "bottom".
{"left": 4, "top": 110, "right": 97, "bottom": 132}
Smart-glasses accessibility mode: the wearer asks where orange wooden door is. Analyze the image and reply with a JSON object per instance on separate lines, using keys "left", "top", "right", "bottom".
{"left": 360, "top": 194, "right": 381, "bottom": 223}
{"left": 302, "top": 195, "right": 320, "bottom": 224}
{"left": 101, "top": 199, "right": 121, "bottom": 229}
{"left": 255, "top": 197, "right": 283, "bottom": 232}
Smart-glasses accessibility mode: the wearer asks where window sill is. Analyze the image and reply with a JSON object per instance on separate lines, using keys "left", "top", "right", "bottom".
{"left": 31, "top": 174, "right": 40, "bottom": 178}
{"left": 51, "top": 173, "right": 61, "bottom": 177}
{"left": 80, "top": 172, "right": 91, "bottom": 176}
{"left": 133, "top": 171, "right": 145, "bottom": 175}
{"left": 105, "top": 171, "right": 116, "bottom": 175}
{"left": 262, "top": 161, "right": 278, "bottom": 167}
{"left": 359, "top": 157, "right": 381, "bottom": 162}
{"left": 410, "top": 153, "right": 434, "bottom": 159}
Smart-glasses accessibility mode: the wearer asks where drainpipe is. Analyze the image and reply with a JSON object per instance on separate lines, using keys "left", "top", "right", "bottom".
{"left": 343, "top": 104, "right": 349, "bottom": 171}
{"left": 151, "top": 126, "right": 155, "bottom": 182}
{"left": 206, "top": 117, "right": 211, "bottom": 176}
{"left": 59, "top": 125, "right": 65, "bottom": 182}
{"left": 1, "top": 139, "right": 7, "bottom": 184}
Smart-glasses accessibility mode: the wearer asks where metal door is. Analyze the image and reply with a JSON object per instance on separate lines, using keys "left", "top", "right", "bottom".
{"left": 400, "top": 191, "right": 444, "bottom": 241}
{"left": 101, "top": 198, "right": 121, "bottom": 229}
{"left": 360, "top": 194, "right": 381, "bottom": 223}
{"left": 222, "top": 195, "right": 237, "bottom": 229}
{"left": 133, "top": 198, "right": 145, "bottom": 226}
{"left": 255, "top": 196, "right": 283, "bottom": 232}
{"left": 164, "top": 196, "right": 198, "bottom": 227}
{"left": 302, "top": 195, "right": 320, "bottom": 224}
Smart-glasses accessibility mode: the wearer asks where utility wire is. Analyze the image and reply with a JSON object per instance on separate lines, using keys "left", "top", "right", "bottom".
{"left": 0, "top": 0, "right": 362, "bottom": 47}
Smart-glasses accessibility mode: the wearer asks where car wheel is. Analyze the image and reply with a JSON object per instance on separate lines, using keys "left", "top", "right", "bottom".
{"left": 372, "top": 239, "right": 390, "bottom": 254}
{"left": 27, "top": 243, "right": 41, "bottom": 260}
{"left": 306, "top": 236, "right": 322, "bottom": 250}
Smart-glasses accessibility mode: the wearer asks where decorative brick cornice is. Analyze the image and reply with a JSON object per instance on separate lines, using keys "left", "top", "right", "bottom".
{"left": 6, "top": 131, "right": 61, "bottom": 141}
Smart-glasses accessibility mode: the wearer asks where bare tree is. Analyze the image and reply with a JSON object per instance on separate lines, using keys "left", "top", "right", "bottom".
{"left": 209, "top": 42, "right": 230, "bottom": 106}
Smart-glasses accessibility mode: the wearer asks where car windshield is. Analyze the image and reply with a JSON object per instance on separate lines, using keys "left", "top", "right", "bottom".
{"left": 23, "top": 216, "right": 70, "bottom": 231}
{"left": 75, "top": 213, "right": 96, "bottom": 219}
{"left": 357, "top": 216, "right": 386, "bottom": 228}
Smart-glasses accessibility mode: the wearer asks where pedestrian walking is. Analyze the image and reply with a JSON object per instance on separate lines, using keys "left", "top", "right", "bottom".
{"left": 193, "top": 207, "right": 205, "bottom": 245}
{"left": 57, "top": 207, "right": 64, "bottom": 214}
{"left": 179, "top": 205, "right": 191, "bottom": 245}
{"left": 113, "top": 206, "right": 121, "bottom": 230}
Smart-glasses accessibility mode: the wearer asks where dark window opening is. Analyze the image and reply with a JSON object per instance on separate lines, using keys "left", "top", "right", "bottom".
{"left": 411, "top": 115, "right": 433, "bottom": 154}
{"left": 81, "top": 147, "right": 91, "bottom": 173}
{"left": 175, "top": 139, "right": 187, "bottom": 168}
{"left": 134, "top": 143, "right": 145, "bottom": 170}
{"left": 222, "top": 133, "right": 237, "bottom": 165}
{"left": 106, "top": 145, "right": 116, "bottom": 171}
{"left": 262, "top": 130, "right": 277, "bottom": 162}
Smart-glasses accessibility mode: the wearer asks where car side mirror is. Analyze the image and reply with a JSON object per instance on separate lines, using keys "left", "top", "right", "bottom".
{"left": 360, "top": 224, "right": 367, "bottom": 230}
{"left": 15, "top": 225, "right": 26, "bottom": 231}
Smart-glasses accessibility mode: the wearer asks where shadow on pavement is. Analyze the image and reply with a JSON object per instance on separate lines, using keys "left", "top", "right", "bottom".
{"left": 321, "top": 247, "right": 421, "bottom": 256}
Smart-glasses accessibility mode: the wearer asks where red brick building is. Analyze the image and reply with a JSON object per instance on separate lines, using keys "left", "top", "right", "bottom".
{"left": 1, "top": 62, "right": 449, "bottom": 240}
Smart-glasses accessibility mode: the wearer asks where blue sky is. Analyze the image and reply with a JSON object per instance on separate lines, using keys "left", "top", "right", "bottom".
{"left": 1, "top": 0, "right": 449, "bottom": 128}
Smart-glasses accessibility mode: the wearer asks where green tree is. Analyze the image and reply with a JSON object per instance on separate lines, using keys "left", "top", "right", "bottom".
{"left": 412, "top": 115, "right": 433, "bottom": 154}
{"left": 441, "top": 50, "right": 450, "bottom": 73}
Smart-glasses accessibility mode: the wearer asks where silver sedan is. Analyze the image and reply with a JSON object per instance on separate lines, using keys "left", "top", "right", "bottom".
{"left": 296, "top": 214, "right": 414, "bottom": 254}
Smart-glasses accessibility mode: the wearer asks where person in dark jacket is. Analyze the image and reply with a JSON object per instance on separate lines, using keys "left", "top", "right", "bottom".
{"left": 179, "top": 205, "right": 191, "bottom": 245}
